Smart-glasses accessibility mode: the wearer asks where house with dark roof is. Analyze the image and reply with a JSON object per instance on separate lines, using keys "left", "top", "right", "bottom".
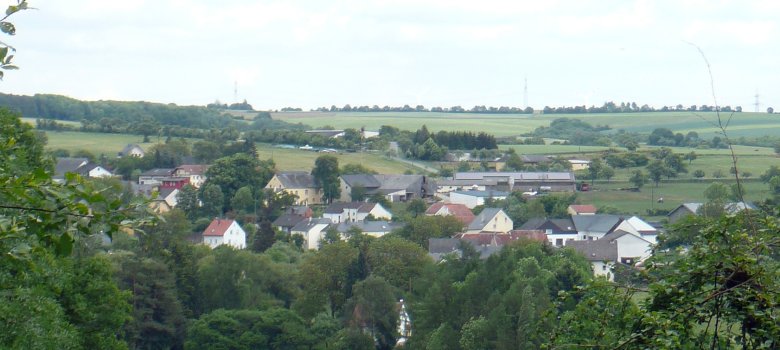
{"left": 667, "top": 202, "right": 756, "bottom": 225}
{"left": 425, "top": 202, "right": 475, "bottom": 225}
{"left": 334, "top": 220, "right": 401, "bottom": 238}
{"left": 466, "top": 208, "right": 512, "bottom": 234}
{"left": 202, "top": 219, "right": 246, "bottom": 249}
{"left": 520, "top": 217, "right": 577, "bottom": 247}
{"left": 601, "top": 230, "right": 653, "bottom": 265}
{"left": 149, "top": 188, "right": 179, "bottom": 213}
{"left": 339, "top": 174, "right": 432, "bottom": 203}
{"left": 118, "top": 144, "right": 145, "bottom": 158}
{"left": 572, "top": 214, "right": 624, "bottom": 240}
{"left": 323, "top": 202, "right": 392, "bottom": 223}
{"left": 266, "top": 171, "right": 323, "bottom": 205}
{"left": 291, "top": 218, "right": 333, "bottom": 250}
{"left": 54, "top": 157, "right": 113, "bottom": 181}
{"left": 434, "top": 178, "right": 500, "bottom": 196}
{"left": 138, "top": 168, "right": 176, "bottom": 186}
{"left": 272, "top": 206, "right": 314, "bottom": 233}
{"left": 429, "top": 230, "right": 548, "bottom": 262}
{"left": 566, "top": 239, "right": 618, "bottom": 281}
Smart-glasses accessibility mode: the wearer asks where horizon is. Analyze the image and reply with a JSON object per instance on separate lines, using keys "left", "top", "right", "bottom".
{"left": 2, "top": 1, "right": 779, "bottom": 111}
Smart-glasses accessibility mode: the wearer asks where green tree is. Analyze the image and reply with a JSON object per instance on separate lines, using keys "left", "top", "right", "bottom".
{"left": 599, "top": 165, "right": 615, "bottom": 183}
{"left": 629, "top": 169, "right": 647, "bottom": 190}
{"left": 230, "top": 185, "right": 254, "bottom": 214}
{"left": 176, "top": 184, "right": 200, "bottom": 219}
{"left": 367, "top": 236, "right": 430, "bottom": 291}
{"left": 646, "top": 160, "right": 666, "bottom": 187}
{"left": 693, "top": 169, "right": 705, "bottom": 179}
{"left": 460, "top": 316, "right": 491, "bottom": 350}
{"left": 203, "top": 153, "right": 275, "bottom": 211}
{"left": 587, "top": 158, "right": 603, "bottom": 185}
{"left": 252, "top": 219, "right": 276, "bottom": 253}
{"left": 341, "top": 163, "right": 378, "bottom": 175}
{"left": 684, "top": 150, "right": 698, "bottom": 164}
{"left": 394, "top": 215, "right": 464, "bottom": 248}
{"left": 200, "top": 183, "right": 224, "bottom": 217}
{"left": 312, "top": 155, "right": 341, "bottom": 203}
{"left": 294, "top": 242, "right": 359, "bottom": 318}
{"left": 344, "top": 276, "right": 398, "bottom": 349}
{"left": 406, "top": 198, "right": 427, "bottom": 218}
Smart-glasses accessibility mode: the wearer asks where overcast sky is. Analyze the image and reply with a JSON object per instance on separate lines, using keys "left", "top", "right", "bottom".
{"left": 3, "top": 0, "right": 779, "bottom": 111}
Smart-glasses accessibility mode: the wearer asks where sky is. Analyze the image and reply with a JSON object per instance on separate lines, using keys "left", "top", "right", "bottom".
{"left": 3, "top": 0, "right": 779, "bottom": 111}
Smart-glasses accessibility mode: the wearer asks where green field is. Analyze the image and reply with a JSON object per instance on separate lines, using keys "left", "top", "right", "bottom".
{"left": 272, "top": 111, "right": 780, "bottom": 138}
{"left": 44, "top": 131, "right": 154, "bottom": 156}
{"left": 576, "top": 180, "right": 770, "bottom": 219}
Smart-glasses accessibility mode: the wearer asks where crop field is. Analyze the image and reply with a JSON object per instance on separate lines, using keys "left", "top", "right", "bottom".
{"left": 272, "top": 111, "right": 780, "bottom": 138}
{"left": 254, "top": 146, "right": 421, "bottom": 174}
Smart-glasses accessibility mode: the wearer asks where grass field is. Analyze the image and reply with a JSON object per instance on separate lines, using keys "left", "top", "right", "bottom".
{"left": 271, "top": 111, "right": 780, "bottom": 138}
{"left": 577, "top": 180, "right": 770, "bottom": 220}
{"left": 44, "top": 131, "right": 154, "bottom": 156}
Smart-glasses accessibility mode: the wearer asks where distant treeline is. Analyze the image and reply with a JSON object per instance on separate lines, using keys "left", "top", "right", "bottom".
{"left": 298, "top": 101, "right": 745, "bottom": 114}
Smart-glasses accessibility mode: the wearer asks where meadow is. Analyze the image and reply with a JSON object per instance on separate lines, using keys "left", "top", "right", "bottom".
{"left": 271, "top": 111, "right": 780, "bottom": 139}
{"left": 44, "top": 131, "right": 154, "bottom": 156}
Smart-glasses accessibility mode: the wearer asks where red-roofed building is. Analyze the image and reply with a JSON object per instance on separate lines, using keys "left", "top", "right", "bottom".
{"left": 425, "top": 202, "right": 476, "bottom": 225}
{"left": 567, "top": 204, "right": 598, "bottom": 216}
{"left": 160, "top": 177, "right": 190, "bottom": 190}
{"left": 202, "top": 218, "right": 246, "bottom": 249}
{"left": 174, "top": 165, "right": 210, "bottom": 188}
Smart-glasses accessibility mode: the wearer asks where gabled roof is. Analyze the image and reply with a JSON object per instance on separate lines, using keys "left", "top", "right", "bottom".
{"left": 323, "top": 202, "right": 379, "bottom": 214}
{"left": 175, "top": 164, "right": 209, "bottom": 175}
{"left": 567, "top": 240, "right": 618, "bottom": 262}
{"left": 602, "top": 229, "right": 651, "bottom": 244}
{"left": 428, "top": 238, "right": 462, "bottom": 254}
{"left": 119, "top": 144, "right": 144, "bottom": 155}
{"left": 272, "top": 214, "right": 306, "bottom": 228}
{"left": 275, "top": 171, "right": 317, "bottom": 188}
{"left": 55, "top": 157, "right": 89, "bottom": 176}
{"left": 572, "top": 214, "right": 623, "bottom": 233}
{"left": 669, "top": 202, "right": 756, "bottom": 217}
{"left": 507, "top": 230, "right": 549, "bottom": 243}
{"left": 569, "top": 204, "right": 598, "bottom": 214}
{"left": 467, "top": 208, "right": 506, "bottom": 231}
{"left": 341, "top": 174, "right": 381, "bottom": 188}
{"left": 157, "top": 187, "right": 178, "bottom": 200}
{"left": 425, "top": 203, "right": 475, "bottom": 225}
{"left": 291, "top": 218, "right": 332, "bottom": 232}
{"left": 334, "top": 220, "right": 401, "bottom": 234}
{"left": 140, "top": 168, "right": 176, "bottom": 177}
{"left": 521, "top": 155, "right": 552, "bottom": 163}
{"left": 203, "top": 219, "right": 237, "bottom": 237}
{"left": 518, "top": 217, "right": 576, "bottom": 233}
{"left": 624, "top": 216, "right": 657, "bottom": 234}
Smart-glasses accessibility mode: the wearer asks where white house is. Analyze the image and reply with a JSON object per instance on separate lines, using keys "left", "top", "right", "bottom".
{"left": 202, "top": 219, "right": 246, "bottom": 249}
{"left": 118, "top": 144, "right": 145, "bottom": 158}
{"left": 614, "top": 216, "right": 658, "bottom": 244}
{"left": 448, "top": 190, "right": 509, "bottom": 209}
{"left": 54, "top": 157, "right": 114, "bottom": 182}
{"left": 291, "top": 218, "right": 333, "bottom": 250}
{"left": 602, "top": 230, "right": 653, "bottom": 265}
{"left": 567, "top": 239, "right": 618, "bottom": 281}
{"left": 466, "top": 208, "right": 513, "bottom": 234}
{"left": 174, "top": 165, "right": 209, "bottom": 189}
{"left": 322, "top": 202, "right": 392, "bottom": 223}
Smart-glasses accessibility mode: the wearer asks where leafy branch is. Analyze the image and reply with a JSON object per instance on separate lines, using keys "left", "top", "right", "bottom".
{"left": 0, "top": 0, "right": 31, "bottom": 79}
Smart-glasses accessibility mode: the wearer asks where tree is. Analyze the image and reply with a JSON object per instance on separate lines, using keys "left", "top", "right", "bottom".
{"left": 200, "top": 183, "right": 224, "bottom": 217}
{"left": 230, "top": 186, "right": 254, "bottom": 214}
{"left": 367, "top": 236, "right": 430, "bottom": 291}
{"left": 629, "top": 170, "right": 647, "bottom": 190}
{"left": 767, "top": 106, "right": 774, "bottom": 114}
{"left": 252, "top": 219, "right": 276, "bottom": 253}
{"left": 176, "top": 184, "right": 200, "bottom": 219}
{"left": 646, "top": 160, "right": 666, "bottom": 187}
{"left": 341, "top": 163, "right": 377, "bottom": 175}
{"left": 394, "top": 215, "right": 464, "bottom": 248}
{"left": 693, "top": 169, "right": 705, "bottom": 179}
{"left": 203, "top": 153, "right": 275, "bottom": 211}
{"left": 598, "top": 166, "right": 615, "bottom": 183}
{"left": 312, "top": 155, "right": 341, "bottom": 203}
{"left": 406, "top": 198, "right": 427, "bottom": 218}
{"left": 344, "top": 276, "right": 398, "bottom": 349}
{"left": 587, "top": 158, "right": 603, "bottom": 185}
{"left": 684, "top": 151, "right": 697, "bottom": 164}
{"left": 294, "top": 242, "right": 359, "bottom": 318}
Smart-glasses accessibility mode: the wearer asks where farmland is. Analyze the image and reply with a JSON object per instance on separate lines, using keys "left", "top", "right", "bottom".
{"left": 271, "top": 111, "right": 780, "bottom": 138}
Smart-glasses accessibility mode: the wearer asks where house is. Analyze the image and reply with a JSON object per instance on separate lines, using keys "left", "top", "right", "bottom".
{"left": 149, "top": 188, "right": 179, "bottom": 213}
{"left": 425, "top": 202, "right": 475, "bottom": 225}
{"left": 572, "top": 214, "right": 623, "bottom": 240}
{"left": 568, "top": 159, "right": 590, "bottom": 171}
{"left": 323, "top": 202, "right": 392, "bottom": 223}
{"left": 521, "top": 155, "right": 552, "bottom": 166}
{"left": 174, "top": 165, "right": 209, "bottom": 188}
{"left": 138, "top": 168, "right": 176, "bottom": 186}
{"left": 339, "top": 174, "right": 431, "bottom": 202}
{"left": 118, "top": 144, "right": 145, "bottom": 158}
{"left": 291, "top": 218, "right": 333, "bottom": 250}
{"left": 448, "top": 190, "right": 509, "bottom": 209}
{"left": 614, "top": 216, "right": 659, "bottom": 244}
{"left": 567, "top": 204, "right": 598, "bottom": 216}
{"left": 160, "top": 177, "right": 190, "bottom": 190}
{"left": 334, "top": 220, "right": 401, "bottom": 238}
{"left": 428, "top": 230, "right": 546, "bottom": 262}
{"left": 519, "top": 217, "right": 577, "bottom": 247}
{"left": 601, "top": 230, "right": 653, "bottom": 265}
{"left": 466, "top": 208, "right": 513, "bottom": 234}
{"left": 667, "top": 202, "right": 757, "bottom": 225}
{"left": 265, "top": 171, "right": 323, "bottom": 205}
{"left": 202, "top": 219, "right": 246, "bottom": 249}
{"left": 272, "top": 206, "right": 313, "bottom": 233}
{"left": 567, "top": 240, "right": 618, "bottom": 281}
{"left": 54, "top": 157, "right": 113, "bottom": 181}
{"left": 454, "top": 172, "right": 577, "bottom": 192}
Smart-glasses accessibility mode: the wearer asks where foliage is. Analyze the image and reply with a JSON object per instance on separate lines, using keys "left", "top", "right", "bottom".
{"left": 392, "top": 215, "right": 465, "bottom": 248}
{"left": 529, "top": 118, "right": 611, "bottom": 146}
{"left": 367, "top": 236, "right": 430, "bottom": 291}
{"left": 295, "top": 242, "right": 359, "bottom": 318}
{"left": 185, "top": 308, "right": 314, "bottom": 350}
{"left": 202, "top": 153, "right": 275, "bottom": 212}
{"left": 343, "top": 276, "right": 398, "bottom": 349}
{"left": 312, "top": 155, "right": 341, "bottom": 203}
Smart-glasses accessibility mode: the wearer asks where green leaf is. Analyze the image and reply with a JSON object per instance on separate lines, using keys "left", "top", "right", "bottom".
{"left": 0, "top": 46, "right": 7, "bottom": 60}
{"left": 2, "top": 64, "right": 18, "bottom": 70}
{"left": 5, "top": 5, "right": 18, "bottom": 16}
{"left": 0, "top": 22, "right": 15, "bottom": 35}
{"left": 55, "top": 232, "right": 74, "bottom": 256}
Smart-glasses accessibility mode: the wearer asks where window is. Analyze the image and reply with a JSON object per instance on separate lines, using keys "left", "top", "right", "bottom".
{"left": 602, "top": 264, "right": 607, "bottom": 271}
{"left": 555, "top": 238, "right": 563, "bottom": 246}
